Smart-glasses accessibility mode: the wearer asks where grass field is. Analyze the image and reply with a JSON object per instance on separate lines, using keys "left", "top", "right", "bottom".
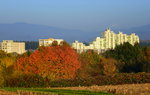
{"left": 1, "top": 84, "right": 150, "bottom": 95}
{"left": 0, "top": 88, "right": 115, "bottom": 95}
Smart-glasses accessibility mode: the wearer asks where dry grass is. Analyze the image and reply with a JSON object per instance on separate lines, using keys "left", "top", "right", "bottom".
{"left": 52, "top": 83, "right": 150, "bottom": 95}
{"left": 0, "top": 90, "right": 57, "bottom": 95}
{"left": 0, "top": 88, "right": 114, "bottom": 95}
{"left": 0, "top": 83, "right": 150, "bottom": 95}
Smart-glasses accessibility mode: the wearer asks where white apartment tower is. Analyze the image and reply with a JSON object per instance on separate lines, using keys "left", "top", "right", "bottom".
{"left": 72, "top": 29, "right": 140, "bottom": 53}
{"left": 0, "top": 40, "right": 26, "bottom": 54}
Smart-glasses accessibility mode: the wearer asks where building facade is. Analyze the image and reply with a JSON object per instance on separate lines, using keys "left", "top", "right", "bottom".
{"left": 0, "top": 40, "right": 26, "bottom": 54}
{"left": 39, "top": 38, "right": 64, "bottom": 46}
{"left": 72, "top": 29, "right": 140, "bottom": 53}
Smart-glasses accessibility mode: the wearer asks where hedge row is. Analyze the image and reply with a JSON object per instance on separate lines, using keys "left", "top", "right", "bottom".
{"left": 5, "top": 73, "right": 150, "bottom": 87}
{"left": 5, "top": 74, "right": 48, "bottom": 87}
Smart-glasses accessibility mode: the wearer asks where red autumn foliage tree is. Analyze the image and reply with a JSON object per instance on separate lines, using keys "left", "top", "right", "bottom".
{"left": 15, "top": 43, "right": 80, "bottom": 80}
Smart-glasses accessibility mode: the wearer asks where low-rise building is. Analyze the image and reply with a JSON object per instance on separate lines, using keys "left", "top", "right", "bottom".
{"left": 39, "top": 38, "right": 64, "bottom": 46}
{"left": 0, "top": 40, "right": 26, "bottom": 54}
{"left": 72, "top": 28, "right": 140, "bottom": 53}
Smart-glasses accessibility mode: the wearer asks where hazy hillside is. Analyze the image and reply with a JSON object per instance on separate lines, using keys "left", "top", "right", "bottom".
{"left": 0, "top": 23, "right": 149, "bottom": 43}
{"left": 0, "top": 22, "right": 90, "bottom": 42}
{"left": 140, "top": 40, "right": 150, "bottom": 46}
{"left": 122, "top": 24, "right": 150, "bottom": 40}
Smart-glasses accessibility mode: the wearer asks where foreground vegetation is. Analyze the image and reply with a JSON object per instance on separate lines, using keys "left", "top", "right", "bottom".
{"left": 0, "top": 41, "right": 150, "bottom": 88}
{"left": 0, "top": 88, "right": 115, "bottom": 95}
{"left": 57, "top": 83, "right": 150, "bottom": 95}
{"left": 1, "top": 83, "right": 150, "bottom": 95}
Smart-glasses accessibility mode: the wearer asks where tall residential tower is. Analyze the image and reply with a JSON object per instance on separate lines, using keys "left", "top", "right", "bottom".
{"left": 72, "top": 29, "right": 139, "bottom": 53}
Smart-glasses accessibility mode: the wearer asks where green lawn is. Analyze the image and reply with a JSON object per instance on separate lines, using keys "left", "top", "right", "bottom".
{"left": 0, "top": 88, "right": 116, "bottom": 95}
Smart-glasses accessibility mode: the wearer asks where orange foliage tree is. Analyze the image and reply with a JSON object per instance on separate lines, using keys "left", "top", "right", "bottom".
{"left": 15, "top": 43, "right": 80, "bottom": 80}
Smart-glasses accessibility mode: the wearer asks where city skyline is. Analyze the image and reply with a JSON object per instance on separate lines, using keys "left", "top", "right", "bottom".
{"left": 72, "top": 28, "right": 139, "bottom": 53}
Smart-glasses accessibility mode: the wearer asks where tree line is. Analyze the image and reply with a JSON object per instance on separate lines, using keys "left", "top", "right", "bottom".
{"left": 0, "top": 41, "right": 150, "bottom": 87}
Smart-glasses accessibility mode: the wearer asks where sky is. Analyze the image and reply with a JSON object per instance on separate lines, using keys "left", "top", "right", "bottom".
{"left": 0, "top": 0, "right": 150, "bottom": 32}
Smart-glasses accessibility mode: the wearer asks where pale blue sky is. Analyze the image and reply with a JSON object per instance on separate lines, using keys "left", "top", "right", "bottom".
{"left": 0, "top": 0, "right": 150, "bottom": 32}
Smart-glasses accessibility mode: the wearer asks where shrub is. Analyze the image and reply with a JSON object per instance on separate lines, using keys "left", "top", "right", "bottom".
{"left": 0, "top": 72, "right": 4, "bottom": 87}
{"left": 49, "top": 73, "right": 150, "bottom": 87}
{"left": 5, "top": 74, "right": 46, "bottom": 87}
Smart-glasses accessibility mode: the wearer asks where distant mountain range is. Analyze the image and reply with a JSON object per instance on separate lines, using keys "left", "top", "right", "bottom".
{"left": 0, "top": 22, "right": 150, "bottom": 43}
{"left": 122, "top": 24, "right": 150, "bottom": 40}
{"left": 0, "top": 22, "right": 89, "bottom": 42}
{"left": 140, "top": 40, "right": 150, "bottom": 46}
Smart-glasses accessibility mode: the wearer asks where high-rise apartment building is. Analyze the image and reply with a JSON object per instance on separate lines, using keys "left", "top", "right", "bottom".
{"left": 0, "top": 40, "right": 26, "bottom": 54}
{"left": 72, "top": 29, "right": 140, "bottom": 53}
{"left": 39, "top": 38, "right": 64, "bottom": 46}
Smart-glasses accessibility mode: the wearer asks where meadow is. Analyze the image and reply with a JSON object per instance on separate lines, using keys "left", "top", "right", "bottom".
{"left": 0, "top": 88, "right": 115, "bottom": 95}
{"left": 0, "top": 83, "right": 150, "bottom": 95}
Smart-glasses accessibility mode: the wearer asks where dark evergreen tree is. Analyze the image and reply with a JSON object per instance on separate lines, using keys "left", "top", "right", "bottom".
{"left": 104, "top": 42, "right": 144, "bottom": 73}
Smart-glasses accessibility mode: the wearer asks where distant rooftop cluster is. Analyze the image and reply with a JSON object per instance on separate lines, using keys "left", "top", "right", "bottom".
{"left": 72, "top": 28, "right": 140, "bottom": 53}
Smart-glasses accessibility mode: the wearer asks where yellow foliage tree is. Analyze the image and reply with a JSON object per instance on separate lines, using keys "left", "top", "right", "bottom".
{"left": 0, "top": 50, "right": 16, "bottom": 86}
{"left": 99, "top": 58, "right": 118, "bottom": 75}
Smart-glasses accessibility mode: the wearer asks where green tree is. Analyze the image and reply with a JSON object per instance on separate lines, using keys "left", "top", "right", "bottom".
{"left": 104, "top": 42, "right": 144, "bottom": 73}
{"left": 143, "top": 46, "right": 150, "bottom": 72}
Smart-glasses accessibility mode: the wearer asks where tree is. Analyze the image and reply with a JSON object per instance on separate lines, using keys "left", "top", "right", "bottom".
{"left": 60, "top": 41, "right": 70, "bottom": 47}
{"left": 104, "top": 42, "right": 144, "bottom": 73}
{"left": 0, "top": 50, "right": 16, "bottom": 87}
{"left": 143, "top": 61, "right": 150, "bottom": 73}
{"left": 15, "top": 44, "right": 80, "bottom": 80}
{"left": 78, "top": 50, "right": 102, "bottom": 78}
{"left": 51, "top": 41, "right": 58, "bottom": 46}
{"left": 78, "top": 50, "right": 118, "bottom": 78}
{"left": 99, "top": 57, "right": 118, "bottom": 75}
{"left": 143, "top": 46, "right": 150, "bottom": 72}
{"left": 143, "top": 46, "right": 150, "bottom": 61}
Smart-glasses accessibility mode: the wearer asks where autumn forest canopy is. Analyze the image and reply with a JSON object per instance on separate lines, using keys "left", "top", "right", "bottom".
{"left": 0, "top": 41, "right": 150, "bottom": 87}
